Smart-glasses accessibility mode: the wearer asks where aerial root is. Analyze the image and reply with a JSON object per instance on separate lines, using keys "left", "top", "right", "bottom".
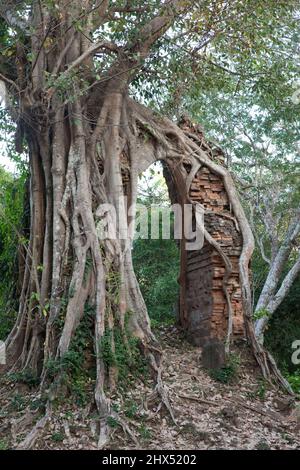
{"left": 263, "top": 350, "right": 294, "bottom": 394}
{"left": 97, "top": 411, "right": 139, "bottom": 449}
{"left": 144, "top": 364, "right": 176, "bottom": 425}
{"left": 152, "top": 381, "right": 177, "bottom": 425}
{"left": 16, "top": 403, "right": 52, "bottom": 450}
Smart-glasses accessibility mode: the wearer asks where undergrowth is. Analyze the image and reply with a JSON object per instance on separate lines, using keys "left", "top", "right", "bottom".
{"left": 45, "top": 303, "right": 96, "bottom": 406}
{"left": 208, "top": 353, "right": 240, "bottom": 384}
{"left": 100, "top": 311, "right": 149, "bottom": 390}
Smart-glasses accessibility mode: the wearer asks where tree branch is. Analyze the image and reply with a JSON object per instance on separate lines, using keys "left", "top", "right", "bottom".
{"left": 255, "top": 209, "right": 300, "bottom": 341}
{"left": 127, "top": 0, "right": 189, "bottom": 57}
{"left": 266, "top": 254, "right": 300, "bottom": 314}
{"left": 0, "top": 73, "right": 20, "bottom": 92}
{"left": 53, "top": 40, "right": 119, "bottom": 79}
{"left": 255, "top": 208, "right": 300, "bottom": 313}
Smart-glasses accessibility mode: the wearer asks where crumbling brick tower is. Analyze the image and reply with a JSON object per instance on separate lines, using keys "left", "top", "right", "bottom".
{"left": 164, "top": 118, "right": 245, "bottom": 347}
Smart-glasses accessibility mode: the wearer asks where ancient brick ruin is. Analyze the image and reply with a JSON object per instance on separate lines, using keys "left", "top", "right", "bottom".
{"left": 185, "top": 164, "right": 244, "bottom": 345}
{"left": 163, "top": 120, "right": 245, "bottom": 347}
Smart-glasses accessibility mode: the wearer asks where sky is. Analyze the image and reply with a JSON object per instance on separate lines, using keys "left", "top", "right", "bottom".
{"left": 0, "top": 84, "right": 16, "bottom": 172}
{"left": 0, "top": 85, "right": 18, "bottom": 174}
{"left": 0, "top": 144, "right": 16, "bottom": 173}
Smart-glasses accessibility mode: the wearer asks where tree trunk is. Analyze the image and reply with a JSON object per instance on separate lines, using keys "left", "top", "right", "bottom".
{"left": 254, "top": 212, "right": 300, "bottom": 342}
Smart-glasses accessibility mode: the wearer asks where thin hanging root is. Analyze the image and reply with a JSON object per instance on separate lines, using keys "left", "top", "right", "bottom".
{"left": 16, "top": 403, "right": 52, "bottom": 450}
{"left": 265, "top": 351, "right": 294, "bottom": 393}
{"left": 97, "top": 412, "right": 139, "bottom": 449}
{"left": 146, "top": 351, "right": 176, "bottom": 425}
{"left": 153, "top": 375, "right": 176, "bottom": 425}
{"left": 245, "top": 317, "right": 294, "bottom": 394}
{"left": 189, "top": 198, "right": 234, "bottom": 353}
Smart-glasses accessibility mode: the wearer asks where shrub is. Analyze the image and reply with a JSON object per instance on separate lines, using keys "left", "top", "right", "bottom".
{"left": 209, "top": 353, "right": 240, "bottom": 384}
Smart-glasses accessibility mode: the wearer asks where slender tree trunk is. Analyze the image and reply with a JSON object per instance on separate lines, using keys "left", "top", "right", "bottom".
{"left": 255, "top": 212, "right": 300, "bottom": 342}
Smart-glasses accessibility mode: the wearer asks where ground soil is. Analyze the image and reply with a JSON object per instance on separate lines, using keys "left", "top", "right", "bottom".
{"left": 0, "top": 326, "right": 299, "bottom": 450}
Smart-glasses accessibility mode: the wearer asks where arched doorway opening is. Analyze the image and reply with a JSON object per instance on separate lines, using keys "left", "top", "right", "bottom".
{"left": 132, "top": 161, "right": 180, "bottom": 327}
{"left": 132, "top": 150, "right": 245, "bottom": 348}
{"left": 120, "top": 119, "right": 247, "bottom": 350}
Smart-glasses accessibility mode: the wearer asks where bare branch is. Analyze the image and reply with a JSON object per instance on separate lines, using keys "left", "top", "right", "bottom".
{"left": 52, "top": 32, "right": 77, "bottom": 76}
{"left": 267, "top": 254, "right": 300, "bottom": 314}
{"left": 53, "top": 40, "right": 119, "bottom": 79}
{"left": 248, "top": 203, "right": 271, "bottom": 266}
{"left": 128, "top": 0, "right": 189, "bottom": 57}
{"left": 255, "top": 209, "right": 300, "bottom": 341}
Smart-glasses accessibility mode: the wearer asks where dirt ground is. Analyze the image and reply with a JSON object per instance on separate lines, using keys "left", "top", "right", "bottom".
{"left": 0, "top": 326, "right": 299, "bottom": 450}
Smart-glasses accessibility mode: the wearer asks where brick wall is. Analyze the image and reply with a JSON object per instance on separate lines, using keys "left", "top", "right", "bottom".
{"left": 185, "top": 165, "right": 244, "bottom": 346}
{"left": 163, "top": 120, "right": 245, "bottom": 346}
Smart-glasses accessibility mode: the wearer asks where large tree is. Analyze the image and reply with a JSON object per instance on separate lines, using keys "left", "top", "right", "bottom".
{"left": 0, "top": 0, "right": 297, "bottom": 447}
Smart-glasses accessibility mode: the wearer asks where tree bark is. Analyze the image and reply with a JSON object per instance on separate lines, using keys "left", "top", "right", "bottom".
{"left": 254, "top": 211, "right": 300, "bottom": 342}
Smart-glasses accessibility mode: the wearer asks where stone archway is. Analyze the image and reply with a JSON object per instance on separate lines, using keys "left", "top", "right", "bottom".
{"left": 130, "top": 116, "right": 246, "bottom": 348}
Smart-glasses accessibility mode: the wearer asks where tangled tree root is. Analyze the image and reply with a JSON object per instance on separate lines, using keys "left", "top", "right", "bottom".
{"left": 245, "top": 318, "right": 294, "bottom": 395}
{"left": 16, "top": 403, "right": 52, "bottom": 450}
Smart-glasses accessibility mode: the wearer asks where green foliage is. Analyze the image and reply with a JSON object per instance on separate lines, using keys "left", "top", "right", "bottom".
{"left": 99, "top": 311, "right": 149, "bottom": 388}
{"left": 286, "top": 370, "right": 300, "bottom": 394}
{"left": 139, "top": 423, "right": 152, "bottom": 441}
{"left": 45, "top": 69, "right": 90, "bottom": 103}
{"left": 124, "top": 399, "right": 139, "bottom": 419}
{"left": 107, "top": 416, "right": 119, "bottom": 429}
{"left": 133, "top": 165, "right": 180, "bottom": 325}
{"left": 133, "top": 234, "right": 179, "bottom": 325}
{"left": 130, "top": 0, "right": 299, "bottom": 114}
{"left": 9, "top": 369, "right": 39, "bottom": 388}
{"left": 208, "top": 354, "right": 240, "bottom": 384}
{"left": 47, "top": 348, "right": 88, "bottom": 383}
{"left": 0, "top": 438, "right": 8, "bottom": 450}
{"left": 51, "top": 432, "right": 64, "bottom": 443}
{"left": 256, "top": 380, "right": 267, "bottom": 400}
{"left": 253, "top": 308, "right": 271, "bottom": 321}
{"left": 100, "top": 329, "right": 116, "bottom": 368}
{"left": 9, "top": 393, "right": 26, "bottom": 411}
{"left": 46, "top": 303, "right": 95, "bottom": 405}
{"left": 255, "top": 440, "right": 270, "bottom": 450}
{"left": 0, "top": 166, "right": 26, "bottom": 340}
{"left": 246, "top": 379, "right": 267, "bottom": 400}
{"left": 29, "top": 396, "right": 48, "bottom": 411}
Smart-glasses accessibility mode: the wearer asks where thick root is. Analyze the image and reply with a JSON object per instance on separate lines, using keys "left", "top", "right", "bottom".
{"left": 16, "top": 404, "right": 52, "bottom": 450}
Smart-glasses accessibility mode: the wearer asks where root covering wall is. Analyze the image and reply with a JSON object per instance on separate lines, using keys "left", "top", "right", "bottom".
{"left": 164, "top": 120, "right": 245, "bottom": 346}
{"left": 186, "top": 165, "right": 244, "bottom": 345}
